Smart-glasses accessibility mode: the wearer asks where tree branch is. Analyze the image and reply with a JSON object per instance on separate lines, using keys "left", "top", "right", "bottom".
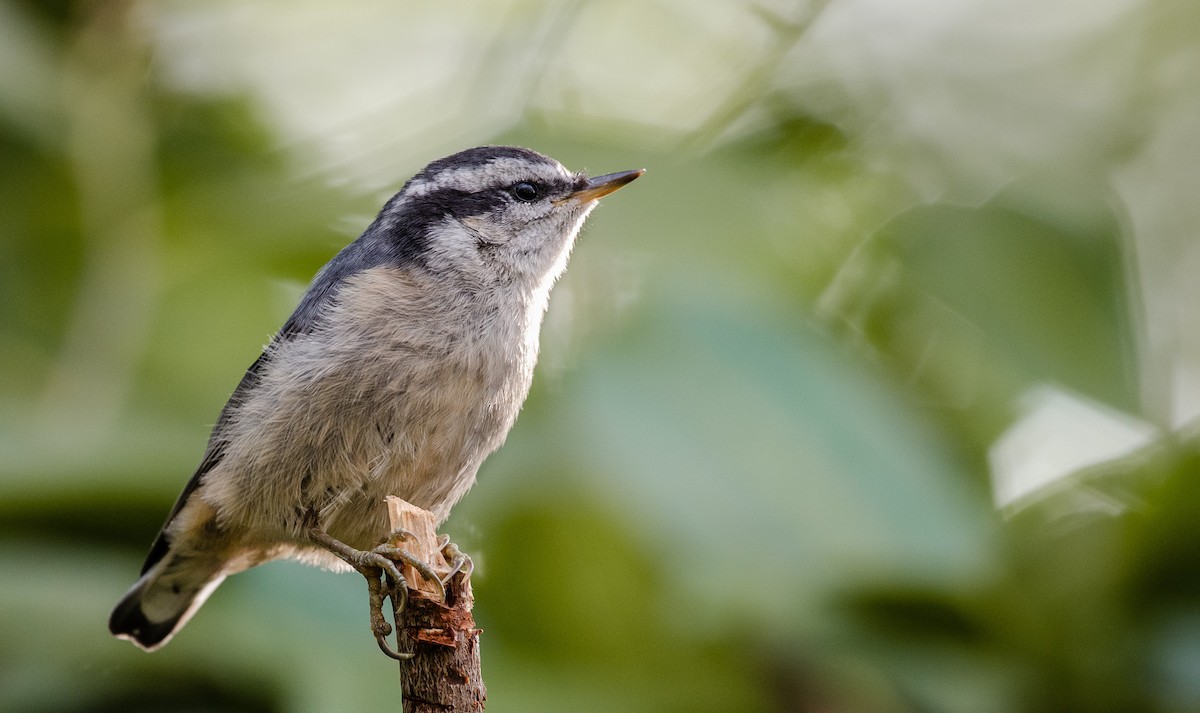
{"left": 385, "top": 497, "right": 486, "bottom": 712}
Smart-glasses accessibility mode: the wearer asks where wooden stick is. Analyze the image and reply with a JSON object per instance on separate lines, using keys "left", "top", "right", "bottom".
{"left": 385, "top": 496, "right": 486, "bottom": 712}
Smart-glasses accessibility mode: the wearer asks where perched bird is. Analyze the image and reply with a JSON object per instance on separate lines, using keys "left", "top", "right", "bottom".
{"left": 109, "top": 146, "right": 643, "bottom": 651}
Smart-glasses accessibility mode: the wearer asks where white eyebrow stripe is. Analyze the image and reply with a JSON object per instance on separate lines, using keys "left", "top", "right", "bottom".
{"left": 404, "top": 158, "right": 573, "bottom": 198}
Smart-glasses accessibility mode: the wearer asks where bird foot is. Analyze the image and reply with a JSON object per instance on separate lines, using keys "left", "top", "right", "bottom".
{"left": 307, "top": 523, "right": 472, "bottom": 660}
{"left": 370, "top": 528, "right": 474, "bottom": 600}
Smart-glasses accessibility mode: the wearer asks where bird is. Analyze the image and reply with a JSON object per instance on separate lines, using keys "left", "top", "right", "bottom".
{"left": 109, "top": 145, "right": 643, "bottom": 652}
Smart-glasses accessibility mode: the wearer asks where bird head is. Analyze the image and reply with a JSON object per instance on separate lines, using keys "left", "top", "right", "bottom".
{"left": 370, "top": 146, "right": 643, "bottom": 292}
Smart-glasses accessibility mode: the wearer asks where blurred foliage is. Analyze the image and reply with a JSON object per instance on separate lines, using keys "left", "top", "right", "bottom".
{"left": 3, "top": 1, "right": 1200, "bottom": 712}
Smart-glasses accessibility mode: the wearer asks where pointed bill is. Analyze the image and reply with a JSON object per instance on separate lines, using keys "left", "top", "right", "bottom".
{"left": 559, "top": 168, "right": 645, "bottom": 204}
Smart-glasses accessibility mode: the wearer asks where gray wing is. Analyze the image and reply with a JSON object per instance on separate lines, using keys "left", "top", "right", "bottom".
{"left": 138, "top": 248, "right": 367, "bottom": 574}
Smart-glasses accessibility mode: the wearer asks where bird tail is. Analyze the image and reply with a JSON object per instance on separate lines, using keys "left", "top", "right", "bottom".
{"left": 109, "top": 551, "right": 226, "bottom": 651}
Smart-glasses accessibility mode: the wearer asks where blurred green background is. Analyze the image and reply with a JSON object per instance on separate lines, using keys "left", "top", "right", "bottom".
{"left": 4, "top": 0, "right": 1200, "bottom": 711}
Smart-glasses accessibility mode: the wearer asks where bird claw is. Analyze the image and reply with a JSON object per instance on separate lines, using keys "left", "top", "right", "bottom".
{"left": 437, "top": 535, "right": 474, "bottom": 589}
{"left": 376, "top": 633, "right": 415, "bottom": 661}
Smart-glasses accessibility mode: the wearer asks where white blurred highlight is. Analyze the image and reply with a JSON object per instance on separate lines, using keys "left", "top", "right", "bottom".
{"left": 989, "top": 384, "right": 1159, "bottom": 510}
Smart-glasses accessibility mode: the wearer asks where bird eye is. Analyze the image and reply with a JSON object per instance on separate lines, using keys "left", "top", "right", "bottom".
{"left": 512, "top": 182, "right": 539, "bottom": 202}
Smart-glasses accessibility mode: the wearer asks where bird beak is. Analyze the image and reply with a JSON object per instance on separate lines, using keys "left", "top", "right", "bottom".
{"left": 559, "top": 168, "right": 645, "bottom": 204}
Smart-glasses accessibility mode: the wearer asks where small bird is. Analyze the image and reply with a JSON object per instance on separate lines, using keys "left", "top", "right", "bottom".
{"left": 109, "top": 146, "right": 643, "bottom": 651}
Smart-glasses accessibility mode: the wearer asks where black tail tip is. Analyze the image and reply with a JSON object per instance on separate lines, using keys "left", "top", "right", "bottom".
{"left": 109, "top": 590, "right": 181, "bottom": 652}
